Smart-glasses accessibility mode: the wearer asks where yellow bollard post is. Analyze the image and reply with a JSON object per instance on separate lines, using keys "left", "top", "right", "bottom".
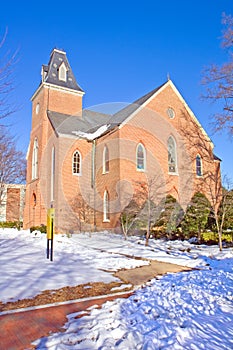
{"left": 47, "top": 208, "right": 55, "bottom": 260}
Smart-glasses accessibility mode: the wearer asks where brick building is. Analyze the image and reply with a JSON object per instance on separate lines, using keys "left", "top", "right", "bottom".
{"left": 23, "top": 49, "right": 221, "bottom": 233}
{"left": 0, "top": 184, "right": 25, "bottom": 222}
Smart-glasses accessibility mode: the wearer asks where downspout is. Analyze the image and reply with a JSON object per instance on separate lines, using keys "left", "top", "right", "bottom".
{"left": 91, "top": 139, "right": 97, "bottom": 231}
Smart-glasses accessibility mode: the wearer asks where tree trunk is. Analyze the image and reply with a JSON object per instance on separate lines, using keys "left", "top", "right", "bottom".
{"left": 215, "top": 214, "right": 223, "bottom": 252}
{"left": 219, "top": 230, "right": 223, "bottom": 251}
{"left": 197, "top": 228, "right": 201, "bottom": 244}
{"left": 120, "top": 217, "right": 128, "bottom": 240}
{"left": 145, "top": 219, "right": 151, "bottom": 246}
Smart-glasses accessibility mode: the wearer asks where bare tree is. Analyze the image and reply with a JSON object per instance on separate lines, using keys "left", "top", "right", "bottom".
{"left": 207, "top": 174, "right": 233, "bottom": 251}
{"left": 120, "top": 175, "right": 166, "bottom": 244}
{"left": 0, "top": 30, "right": 25, "bottom": 215}
{"left": 135, "top": 175, "right": 167, "bottom": 246}
{"left": 0, "top": 128, "right": 26, "bottom": 205}
{"left": 70, "top": 193, "right": 94, "bottom": 233}
{"left": 0, "top": 28, "right": 18, "bottom": 122}
{"left": 120, "top": 198, "right": 141, "bottom": 240}
{"left": 202, "top": 13, "right": 233, "bottom": 135}
{"left": 179, "top": 109, "right": 225, "bottom": 250}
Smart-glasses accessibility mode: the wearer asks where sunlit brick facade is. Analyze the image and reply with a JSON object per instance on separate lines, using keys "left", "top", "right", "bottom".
{"left": 23, "top": 49, "right": 221, "bottom": 233}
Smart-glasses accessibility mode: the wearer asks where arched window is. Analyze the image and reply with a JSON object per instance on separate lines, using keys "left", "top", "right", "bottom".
{"left": 103, "top": 145, "right": 109, "bottom": 174}
{"left": 58, "top": 62, "right": 67, "bottom": 82}
{"left": 31, "top": 193, "right": 36, "bottom": 207}
{"left": 136, "top": 143, "right": 146, "bottom": 171}
{"left": 73, "top": 150, "right": 82, "bottom": 175}
{"left": 168, "top": 136, "right": 177, "bottom": 173}
{"left": 103, "top": 190, "right": 110, "bottom": 221}
{"left": 32, "top": 138, "right": 38, "bottom": 180}
{"left": 51, "top": 147, "right": 55, "bottom": 201}
{"left": 196, "top": 155, "right": 202, "bottom": 177}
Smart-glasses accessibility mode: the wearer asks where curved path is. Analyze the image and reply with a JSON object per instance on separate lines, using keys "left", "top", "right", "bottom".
{"left": 0, "top": 260, "right": 190, "bottom": 349}
{"left": 0, "top": 292, "right": 132, "bottom": 350}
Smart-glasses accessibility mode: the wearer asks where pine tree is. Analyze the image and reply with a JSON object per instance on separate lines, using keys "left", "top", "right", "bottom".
{"left": 181, "top": 192, "right": 210, "bottom": 242}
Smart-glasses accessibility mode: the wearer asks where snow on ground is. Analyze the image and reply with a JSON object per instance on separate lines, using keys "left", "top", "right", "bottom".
{"left": 33, "top": 234, "right": 233, "bottom": 350}
{"left": 0, "top": 229, "right": 148, "bottom": 303}
{"left": 1, "top": 229, "right": 233, "bottom": 349}
{"left": 34, "top": 269, "right": 233, "bottom": 350}
{"left": 0, "top": 229, "right": 232, "bottom": 304}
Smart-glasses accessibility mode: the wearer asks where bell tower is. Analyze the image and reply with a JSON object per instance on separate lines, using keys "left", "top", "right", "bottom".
{"left": 23, "top": 49, "right": 85, "bottom": 229}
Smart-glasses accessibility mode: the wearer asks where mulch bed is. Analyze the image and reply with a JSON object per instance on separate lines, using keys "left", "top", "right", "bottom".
{"left": 0, "top": 281, "right": 132, "bottom": 312}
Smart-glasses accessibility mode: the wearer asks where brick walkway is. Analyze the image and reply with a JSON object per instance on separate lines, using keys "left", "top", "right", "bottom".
{"left": 0, "top": 292, "right": 132, "bottom": 350}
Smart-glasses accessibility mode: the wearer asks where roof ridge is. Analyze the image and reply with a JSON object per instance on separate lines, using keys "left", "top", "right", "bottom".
{"left": 108, "top": 81, "right": 167, "bottom": 126}
{"left": 132, "top": 81, "right": 167, "bottom": 106}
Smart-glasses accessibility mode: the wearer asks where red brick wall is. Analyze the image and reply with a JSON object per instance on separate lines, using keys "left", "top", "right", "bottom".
{"left": 6, "top": 188, "right": 20, "bottom": 221}
{"left": 23, "top": 83, "right": 83, "bottom": 230}
{"left": 47, "top": 87, "right": 83, "bottom": 116}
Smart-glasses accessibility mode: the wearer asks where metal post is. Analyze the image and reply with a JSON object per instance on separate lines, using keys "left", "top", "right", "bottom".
{"left": 50, "top": 218, "right": 53, "bottom": 261}
{"left": 47, "top": 239, "right": 50, "bottom": 259}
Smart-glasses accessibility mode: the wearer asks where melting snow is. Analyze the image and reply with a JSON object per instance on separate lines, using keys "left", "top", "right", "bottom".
{"left": 72, "top": 124, "right": 110, "bottom": 140}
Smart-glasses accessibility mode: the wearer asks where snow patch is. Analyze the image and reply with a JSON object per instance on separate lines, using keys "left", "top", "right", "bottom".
{"left": 72, "top": 124, "right": 110, "bottom": 140}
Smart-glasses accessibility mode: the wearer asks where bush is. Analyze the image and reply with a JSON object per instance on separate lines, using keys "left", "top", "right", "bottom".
{"left": 152, "top": 195, "right": 184, "bottom": 239}
{"left": 30, "top": 225, "right": 47, "bottom": 234}
{"left": 202, "top": 231, "right": 233, "bottom": 244}
{"left": 0, "top": 221, "right": 23, "bottom": 230}
{"left": 181, "top": 192, "right": 210, "bottom": 241}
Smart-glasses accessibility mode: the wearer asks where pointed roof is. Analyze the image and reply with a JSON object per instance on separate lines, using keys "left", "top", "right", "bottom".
{"left": 47, "top": 82, "right": 168, "bottom": 139}
{"left": 47, "top": 79, "right": 213, "bottom": 147}
{"left": 41, "top": 48, "right": 84, "bottom": 92}
{"left": 109, "top": 80, "right": 213, "bottom": 147}
{"left": 108, "top": 82, "right": 166, "bottom": 126}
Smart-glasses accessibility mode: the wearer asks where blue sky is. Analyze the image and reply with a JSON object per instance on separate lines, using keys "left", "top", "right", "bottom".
{"left": 0, "top": 0, "right": 232, "bottom": 177}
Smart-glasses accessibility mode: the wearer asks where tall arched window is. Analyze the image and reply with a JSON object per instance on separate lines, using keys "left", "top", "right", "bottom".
{"left": 31, "top": 193, "right": 36, "bottom": 207}
{"left": 103, "top": 190, "right": 110, "bottom": 221}
{"left": 32, "top": 138, "right": 38, "bottom": 180}
{"left": 136, "top": 143, "right": 146, "bottom": 171}
{"left": 167, "top": 136, "right": 177, "bottom": 173}
{"left": 51, "top": 147, "right": 55, "bottom": 202}
{"left": 73, "top": 150, "right": 82, "bottom": 175}
{"left": 103, "top": 145, "right": 109, "bottom": 174}
{"left": 196, "top": 155, "right": 202, "bottom": 177}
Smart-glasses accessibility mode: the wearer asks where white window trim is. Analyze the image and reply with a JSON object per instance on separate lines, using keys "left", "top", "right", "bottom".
{"left": 167, "top": 107, "right": 175, "bottom": 119}
{"left": 51, "top": 147, "right": 55, "bottom": 202}
{"left": 72, "top": 150, "right": 82, "bottom": 176}
{"left": 168, "top": 136, "right": 178, "bottom": 175}
{"left": 32, "top": 138, "right": 38, "bottom": 180}
{"left": 168, "top": 171, "right": 179, "bottom": 176}
{"left": 102, "top": 145, "right": 109, "bottom": 174}
{"left": 35, "top": 103, "right": 40, "bottom": 115}
{"left": 196, "top": 154, "right": 203, "bottom": 177}
{"left": 136, "top": 143, "right": 146, "bottom": 172}
{"left": 59, "top": 62, "right": 67, "bottom": 82}
{"left": 103, "top": 190, "right": 110, "bottom": 222}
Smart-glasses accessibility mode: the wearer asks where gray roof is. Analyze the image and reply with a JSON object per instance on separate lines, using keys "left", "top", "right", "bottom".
{"left": 41, "top": 48, "right": 84, "bottom": 92}
{"left": 48, "top": 82, "right": 167, "bottom": 139}
{"left": 48, "top": 109, "right": 112, "bottom": 137}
